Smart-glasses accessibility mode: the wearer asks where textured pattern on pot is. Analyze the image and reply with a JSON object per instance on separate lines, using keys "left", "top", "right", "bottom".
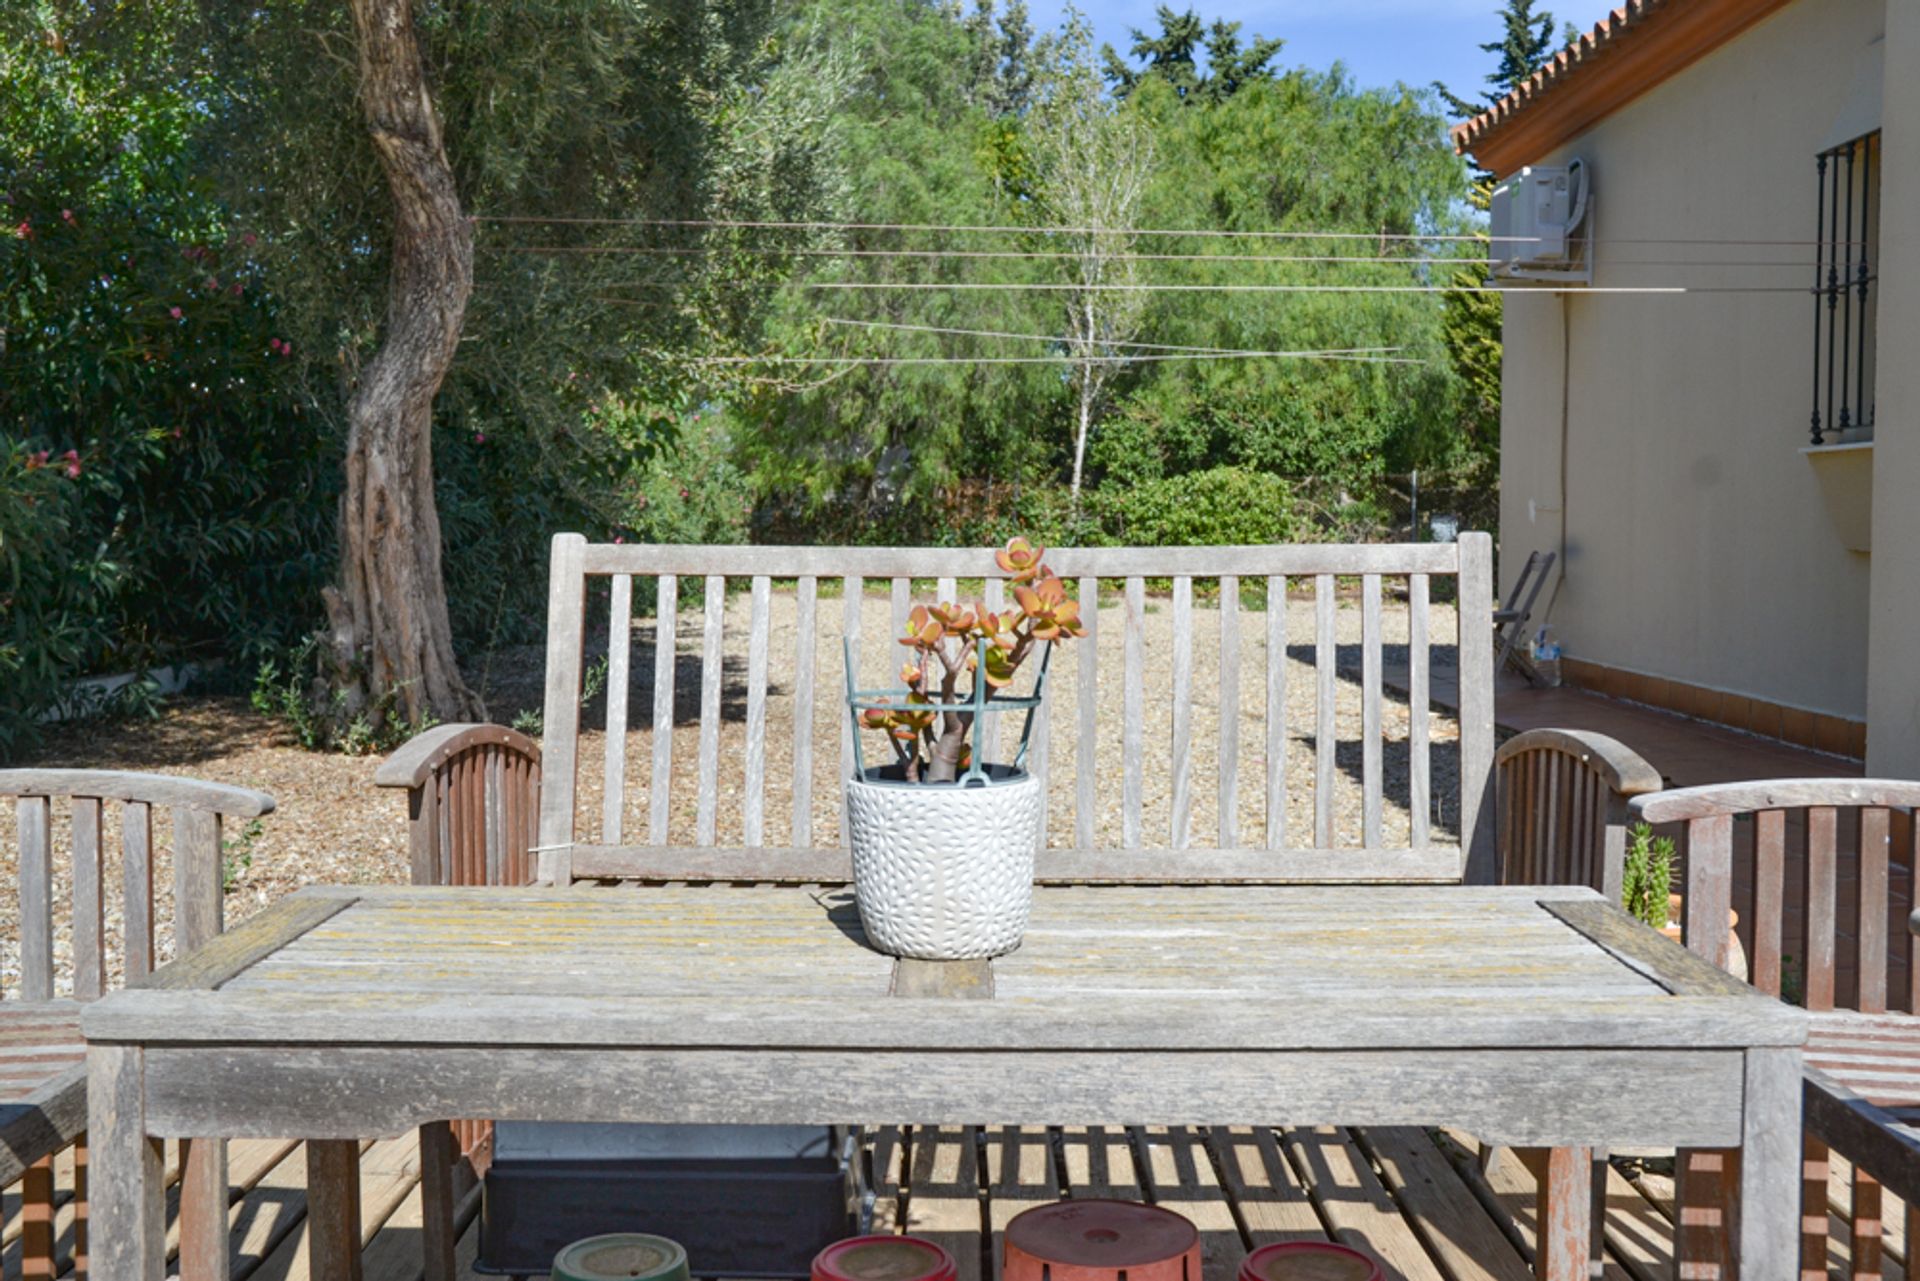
{"left": 846, "top": 765, "right": 1041, "bottom": 959}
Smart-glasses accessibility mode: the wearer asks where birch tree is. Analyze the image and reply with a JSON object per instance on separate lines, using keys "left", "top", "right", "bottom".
{"left": 1026, "top": 11, "right": 1156, "bottom": 507}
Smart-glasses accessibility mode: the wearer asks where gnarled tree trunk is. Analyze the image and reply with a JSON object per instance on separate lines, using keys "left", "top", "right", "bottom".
{"left": 324, "top": 0, "right": 482, "bottom": 727}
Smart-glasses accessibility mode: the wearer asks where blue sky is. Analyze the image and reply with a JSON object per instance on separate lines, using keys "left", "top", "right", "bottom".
{"left": 1029, "top": 0, "right": 1618, "bottom": 114}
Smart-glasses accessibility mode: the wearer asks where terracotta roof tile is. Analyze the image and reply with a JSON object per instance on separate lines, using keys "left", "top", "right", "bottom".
{"left": 1452, "top": 0, "right": 1672, "bottom": 157}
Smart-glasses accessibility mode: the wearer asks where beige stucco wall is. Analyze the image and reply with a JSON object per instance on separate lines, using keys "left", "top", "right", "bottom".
{"left": 1863, "top": 0, "right": 1920, "bottom": 773}
{"left": 1497, "top": 0, "right": 1885, "bottom": 724}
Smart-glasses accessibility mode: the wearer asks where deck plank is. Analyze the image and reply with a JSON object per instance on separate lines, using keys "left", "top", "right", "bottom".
{"left": 905, "top": 1127, "right": 983, "bottom": 1281}
{"left": 984, "top": 1127, "right": 1060, "bottom": 1281}
{"left": 1282, "top": 1127, "right": 1447, "bottom": 1281}
{"left": 0, "top": 1109, "right": 1737, "bottom": 1281}
{"left": 1136, "top": 1126, "right": 1244, "bottom": 1281}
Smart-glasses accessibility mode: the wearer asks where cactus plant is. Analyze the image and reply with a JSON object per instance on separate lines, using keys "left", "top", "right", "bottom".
{"left": 858, "top": 538, "right": 1085, "bottom": 784}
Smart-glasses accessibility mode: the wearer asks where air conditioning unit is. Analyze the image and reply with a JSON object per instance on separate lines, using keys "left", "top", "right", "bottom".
{"left": 1489, "top": 158, "right": 1592, "bottom": 284}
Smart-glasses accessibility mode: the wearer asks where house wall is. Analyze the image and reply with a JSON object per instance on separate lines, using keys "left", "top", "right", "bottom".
{"left": 1497, "top": 0, "right": 1884, "bottom": 738}
{"left": 1863, "top": 0, "right": 1920, "bottom": 774}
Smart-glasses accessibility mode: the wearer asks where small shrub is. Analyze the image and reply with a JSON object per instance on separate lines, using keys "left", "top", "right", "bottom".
{"left": 223, "top": 817, "right": 264, "bottom": 893}
{"left": 250, "top": 638, "right": 436, "bottom": 755}
{"left": 1621, "top": 822, "right": 1677, "bottom": 930}
{"left": 1091, "top": 465, "right": 1298, "bottom": 546}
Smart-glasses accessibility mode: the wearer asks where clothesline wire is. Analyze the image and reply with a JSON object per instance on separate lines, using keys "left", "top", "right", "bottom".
{"left": 817, "top": 316, "right": 1407, "bottom": 355}
{"left": 672, "top": 350, "right": 1428, "bottom": 366}
{"left": 480, "top": 243, "right": 1827, "bottom": 270}
{"left": 590, "top": 282, "right": 1814, "bottom": 297}
{"left": 471, "top": 212, "right": 1868, "bottom": 249}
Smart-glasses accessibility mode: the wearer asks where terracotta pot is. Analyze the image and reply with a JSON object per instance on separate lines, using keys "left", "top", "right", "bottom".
{"left": 1660, "top": 893, "right": 1749, "bottom": 983}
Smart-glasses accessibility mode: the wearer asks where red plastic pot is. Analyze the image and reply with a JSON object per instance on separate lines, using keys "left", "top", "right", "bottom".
{"left": 1002, "top": 1200, "right": 1201, "bottom": 1281}
{"left": 813, "top": 1236, "right": 958, "bottom": 1281}
{"left": 1238, "top": 1242, "right": 1384, "bottom": 1281}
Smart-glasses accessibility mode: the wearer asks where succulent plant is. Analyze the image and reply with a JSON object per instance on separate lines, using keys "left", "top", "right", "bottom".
{"left": 858, "top": 537, "right": 1085, "bottom": 783}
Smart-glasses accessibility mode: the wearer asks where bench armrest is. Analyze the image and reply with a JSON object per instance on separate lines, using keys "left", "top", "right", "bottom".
{"left": 375, "top": 724, "right": 542, "bottom": 886}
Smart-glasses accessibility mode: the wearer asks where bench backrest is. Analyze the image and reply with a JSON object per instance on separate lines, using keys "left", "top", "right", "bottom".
{"left": 0, "top": 769, "right": 275, "bottom": 998}
{"left": 535, "top": 534, "right": 1495, "bottom": 886}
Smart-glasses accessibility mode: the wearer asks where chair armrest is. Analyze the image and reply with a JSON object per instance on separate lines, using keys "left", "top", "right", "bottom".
{"left": 0, "top": 769, "right": 275, "bottom": 818}
{"left": 1494, "top": 729, "right": 1661, "bottom": 901}
{"left": 1494, "top": 728, "right": 1662, "bottom": 797}
{"left": 375, "top": 724, "right": 543, "bottom": 887}
{"left": 374, "top": 723, "right": 542, "bottom": 790}
{"left": 1630, "top": 778, "right": 1920, "bottom": 825}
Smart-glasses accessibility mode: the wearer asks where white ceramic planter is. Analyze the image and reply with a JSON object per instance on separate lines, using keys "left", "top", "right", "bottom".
{"left": 845, "top": 765, "right": 1042, "bottom": 960}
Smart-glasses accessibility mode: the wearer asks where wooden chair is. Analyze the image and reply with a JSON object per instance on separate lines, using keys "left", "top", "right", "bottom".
{"left": 0, "top": 768, "right": 275, "bottom": 1280}
{"left": 1631, "top": 779, "right": 1920, "bottom": 1280}
{"left": 1494, "top": 727, "right": 1663, "bottom": 903}
{"left": 377, "top": 533, "right": 1673, "bottom": 1280}
{"left": 1494, "top": 550, "right": 1555, "bottom": 685}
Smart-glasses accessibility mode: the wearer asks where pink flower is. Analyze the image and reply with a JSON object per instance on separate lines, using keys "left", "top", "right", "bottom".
{"left": 26, "top": 450, "right": 49, "bottom": 470}
{"left": 613, "top": 535, "right": 625, "bottom": 544}
{"left": 473, "top": 432, "right": 486, "bottom": 444}
{"left": 169, "top": 306, "right": 183, "bottom": 319}
{"left": 268, "top": 338, "right": 282, "bottom": 354}
{"left": 13, "top": 221, "right": 29, "bottom": 239}
{"left": 61, "top": 209, "right": 75, "bottom": 225}
{"left": 230, "top": 281, "right": 243, "bottom": 295}
{"left": 679, "top": 487, "right": 689, "bottom": 499}
{"left": 204, "top": 277, "right": 218, "bottom": 291}
{"left": 242, "top": 232, "right": 257, "bottom": 246}
{"left": 61, "top": 450, "right": 81, "bottom": 479}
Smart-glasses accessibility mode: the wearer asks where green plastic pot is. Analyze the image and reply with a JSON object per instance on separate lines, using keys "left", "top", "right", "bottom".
{"left": 551, "top": 1234, "right": 691, "bottom": 1281}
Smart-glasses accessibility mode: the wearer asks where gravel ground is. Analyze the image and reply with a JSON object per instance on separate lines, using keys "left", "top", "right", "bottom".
{"left": 6, "top": 586, "right": 1459, "bottom": 992}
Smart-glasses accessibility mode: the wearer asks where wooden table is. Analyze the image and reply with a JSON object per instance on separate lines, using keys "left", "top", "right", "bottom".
{"left": 83, "top": 883, "right": 1804, "bottom": 1281}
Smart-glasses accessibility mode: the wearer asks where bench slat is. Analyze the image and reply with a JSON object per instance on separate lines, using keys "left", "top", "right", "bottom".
{"left": 1171, "top": 576, "right": 1194, "bottom": 850}
{"left": 1123, "top": 576, "right": 1146, "bottom": 850}
{"left": 1218, "top": 576, "right": 1240, "bottom": 849}
{"left": 1314, "top": 576, "right": 1336, "bottom": 851}
{"left": 1265, "top": 575, "right": 1287, "bottom": 852}
{"left": 840, "top": 577, "right": 863, "bottom": 848}
{"left": 792, "top": 575, "right": 818, "bottom": 849}
{"left": 73, "top": 798, "right": 104, "bottom": 1001}
{"left": 603, "top": 574, "right": 632, "bottom": 845}
{"left": 745, "top": 576, "right": 771, "bottom": 848}
{"left": 19, "top": 796, "right": 52, "bottom": 1001}
{"left": 649, "top": 574, "right": 678, "bottom": 846}
{"left": 1410, "top": 573, "right": 1430, "bottom": 848}
{"left": 124, "top": 801, "right": 155, "bottom": 981}
{"left": 696, "top": 575, "right": 725, "bottom": 846}
{"left": 1076, "top": 575, "right": 1099, "bottom": 849}
{"left": 1362, "top": 574, "right": 1383, "bottom": 851}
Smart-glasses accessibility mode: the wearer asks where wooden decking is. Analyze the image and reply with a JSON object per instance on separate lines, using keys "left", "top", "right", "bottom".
{"left": 5, "top": 1125, "right": 1908, "bottom": 1280}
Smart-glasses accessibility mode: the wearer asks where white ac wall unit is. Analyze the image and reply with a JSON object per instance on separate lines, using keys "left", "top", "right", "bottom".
{"left": 1489, "top": 158, "right": 1592, "bottom": 284}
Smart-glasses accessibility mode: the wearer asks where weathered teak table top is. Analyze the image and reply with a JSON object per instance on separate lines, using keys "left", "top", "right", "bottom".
{"left": 84, "top": 883, "right": 1805, "bottom": 1280}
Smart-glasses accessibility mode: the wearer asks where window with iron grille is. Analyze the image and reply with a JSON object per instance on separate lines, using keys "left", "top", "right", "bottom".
{"left": 1810, "top": 131, "right": 1880, "bottom": 445}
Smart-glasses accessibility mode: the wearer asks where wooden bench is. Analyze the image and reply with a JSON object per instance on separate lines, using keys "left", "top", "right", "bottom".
{"left": 374, "top": 533, "right": 1673, "bottom": 1279}
{"left": 1634, "top": 779, "right": 1920, "bottom": 1280}
{"left": 0, "top": 768, "right": 275, "bottom": 1280}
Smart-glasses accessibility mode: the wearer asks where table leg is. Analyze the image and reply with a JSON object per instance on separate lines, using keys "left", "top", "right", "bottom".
{"left": 181, "top": 1136, "right": 232, "bottom": 1281}
{"left": 307, "top": 1138, "right": 365, "bottom": 1281}
{"left": 1738, "top": 1047, "right": 1801, "bottom": 1280}
{"left": 88, "top": 1044, "right": 165, "bottom": 1281}
{"left": 419, "top": 1122, "right": 459, "bottom": 1281}
{"left": 1536, "top": 1146, "right": 1594, "bottom": 1281}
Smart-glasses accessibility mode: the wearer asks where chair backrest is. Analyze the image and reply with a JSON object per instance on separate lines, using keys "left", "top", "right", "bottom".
{"left": 1494, "top": 728, "right": 1662, "bottom": 903}
{"left": 0, "top": 769, "right": 275, "bottom": 998}
{"left": 533, "top": 534, "right": 1497, "bottom": 887}
{"left": 1631, "top": 779, "right": 1920, "bottom": 1012}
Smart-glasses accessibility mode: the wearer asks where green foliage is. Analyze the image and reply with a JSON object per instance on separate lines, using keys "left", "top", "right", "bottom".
{"left": 249, "top": 636, "right": 437, "bottom": 755}
{"left": 1090, "top": 465, "right": 1296, "bottom": 546}
{"left": 1102, "top": 5, "right": 1283, "bottom": 103}
{"left": 222, "top": 816, "right": 264, "bottom": 893}
{"left": 1436, "top": 0, "right": 1565, "bottom": 116}
{"left": 0, "top": 3, "right": 334, "bottom": 754}
{"left": 1621, "top": 822, "right": 1677, "bottom": 930}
